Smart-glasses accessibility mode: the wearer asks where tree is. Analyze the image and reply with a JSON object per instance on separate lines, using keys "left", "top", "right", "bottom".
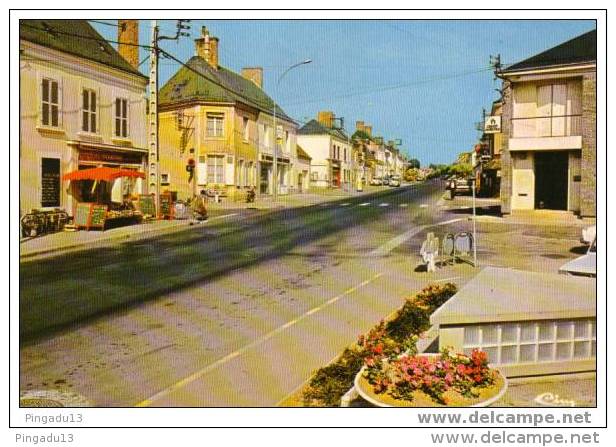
{"left": 408, "top": 158, "right": 421, "bottom": 169}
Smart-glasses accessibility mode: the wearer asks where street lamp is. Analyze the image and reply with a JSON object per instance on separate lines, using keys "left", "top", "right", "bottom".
{"left": 272, "top": 59, "right": 312, "bottom": 201}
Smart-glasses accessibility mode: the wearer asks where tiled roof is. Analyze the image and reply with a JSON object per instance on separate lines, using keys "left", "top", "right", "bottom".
{"left": 298, "top": 119, "right": 349, "bottom": 141}
{"left": 503, "top": 30, "right": 596, "bottom": 72}
{"left": 159, "top": 56, "right": 293, "bottom": 122}
{"left": 296, "top": 145, "right": 311, "bottom": 160}
{"left": 19, "top": 19, "right": 145, "bottom": 78}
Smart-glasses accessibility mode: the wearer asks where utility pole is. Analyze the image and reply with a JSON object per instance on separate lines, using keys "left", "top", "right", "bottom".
{"left": 147, "top": 20, "right": 160, "bottom": 217}
{"left": 146, "top": 20, "right": 191, "bottom": 216}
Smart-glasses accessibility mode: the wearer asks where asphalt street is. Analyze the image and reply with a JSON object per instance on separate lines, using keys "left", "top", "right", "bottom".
{"left": 21, "top": 180, "right": 481, "bottom": 407}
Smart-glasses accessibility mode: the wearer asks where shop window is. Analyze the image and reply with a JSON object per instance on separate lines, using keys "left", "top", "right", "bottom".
{"left": 82, "top": 89, "right": 97, "bottom": 133}
{"left": 115, "top": 98, "right": 129, "bottom": 138}
{"left": 207, "top": 155, "right": 225, "bottom": 183}
{"left": 207, "top": 113, "right": 224, "bottom": 137}
{"left": 41, "top": 78, "right": 59, "bottom": 127}
{"left": 161, "top": 173, "right": 170, "bottom": 185}
{"left": 41, "top": 157, "right": 60, "bottom": 207}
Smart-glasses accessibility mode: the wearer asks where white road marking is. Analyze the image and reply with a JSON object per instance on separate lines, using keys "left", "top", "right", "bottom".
{"left": 379, "top": 203, "right": 389, "bottom": 207}
{"left": 358, "top": 202, "right": 371, "bottom": 207}
{"left": 135, "top": 272, "right": 384, "bottom": 407}
{"left": 340, "top": 203, "right": 350, "bottom": 207}
{"left": 419, "top": 204, "right": 429, "bottom": 208}
{"left": 399, "top": 203, "right": 408, "bottom": 207}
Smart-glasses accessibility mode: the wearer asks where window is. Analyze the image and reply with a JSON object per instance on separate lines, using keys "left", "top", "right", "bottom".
{"left": 161, "top": 173, "right": 170, "bottom": 185}
{"left": 311, "top": 172, "right": 318, "bottom": 181}
{"left": 41, "top": 78, "right": 59, "bottom": 127}
{"left": 207, "top": 113, "right": 224, "bottom": 137}
{"left": 41, "top": 157, "right": 61, "bottom": 207}
{"left": 462, "top": 319, "right": 596, "bottom": 366}
{"left": 238, "top": 159, "right": 244, "bottom": 187}
{"left": 344, "top": 147, "right": 347, "bottom": 162}
{"left": 512, "top": 81, "right": 582, "bottom": 138}
{"left": 115, "top": 98, "right": 129, "bottom": 138}
{"left": 82, "top": 89, "right": 97, "bottom": 133}
{"left": 207, "top": 155, "right": 225, "bottom": 183}
{"left": 243, "top": 117, "right": 249, "bottom": 141}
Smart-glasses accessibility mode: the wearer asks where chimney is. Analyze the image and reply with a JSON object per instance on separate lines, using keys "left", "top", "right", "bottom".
{"left": 194, "top": 26, "right": 211, "bottom": 62}
{"left": 209, "top": 36, "right": 219, "bottom": 69}
{"left": 356, "top": 121, "right": 365, "bottom": 132}
{"left": 241, "top": 67, "right": 263, "bottom": 89}
{"left": 118, "top": 20, "right": 139, "bottom": 70}
{"left": 318, "top": 111, "right": 335, "bottom": 128}
{"left": 364, "top": 125, "right": 372, "bottom": 136}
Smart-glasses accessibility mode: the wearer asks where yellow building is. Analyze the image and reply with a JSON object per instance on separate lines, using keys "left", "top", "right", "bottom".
{"left": 19, "top": 20, "right": 148, "bottom": 217}
{"left": 158, "top": 27, "right": 299, "bottom": 201}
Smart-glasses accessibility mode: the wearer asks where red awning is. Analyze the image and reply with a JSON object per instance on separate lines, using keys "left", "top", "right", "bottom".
{"left": 63, "top": 167, "right": 146, "bottom": 182}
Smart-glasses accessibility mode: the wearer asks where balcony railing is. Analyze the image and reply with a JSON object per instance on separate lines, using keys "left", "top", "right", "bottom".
{"left": 511, "top": 114, "right": 582, "bottom": 138}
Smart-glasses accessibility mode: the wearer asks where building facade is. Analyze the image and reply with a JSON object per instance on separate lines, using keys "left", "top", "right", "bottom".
{"left": 19, "top": 20, "right": 148, "bottom": 216}
{"left": 158, "top": 27, "right": 299, "bottom": 200}
{"left": 297, "top": 111, "right": 352, "bottom": 189}
{"left": 499, "top": 30, "right": 596, "bottom": 217}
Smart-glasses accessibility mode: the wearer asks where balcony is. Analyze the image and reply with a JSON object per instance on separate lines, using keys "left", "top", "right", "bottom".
{"left": 510, "top": 115, "right": 583, "bottom": 151}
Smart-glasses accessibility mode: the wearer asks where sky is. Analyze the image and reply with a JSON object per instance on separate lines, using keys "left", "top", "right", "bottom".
{"left": 93, "top": 19, "right": 595, "bottom": 165}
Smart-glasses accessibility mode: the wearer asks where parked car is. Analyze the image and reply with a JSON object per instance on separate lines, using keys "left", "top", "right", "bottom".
{"left": 446, "top": 176, "right": 471, "bottom": 194}
{"left": 370, "top": 177, "right": 383, "bottom": 186}
{"left": 559, "top": 237, "right": 596, "bottom": 277}
{"left": 389, "top": 175, "right": 401, "bottom": 187}
{"left": 382, "top": 175, "right": 390, "bottom": 186}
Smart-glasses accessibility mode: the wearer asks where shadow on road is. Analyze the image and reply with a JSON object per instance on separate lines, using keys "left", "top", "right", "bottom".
{"left": 20, "top": 181, "right": 444, "bottom": 343}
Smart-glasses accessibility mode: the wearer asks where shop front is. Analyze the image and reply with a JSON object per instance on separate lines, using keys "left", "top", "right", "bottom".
{"left": 259, "top": 154, "right": 290, "bottom": 195}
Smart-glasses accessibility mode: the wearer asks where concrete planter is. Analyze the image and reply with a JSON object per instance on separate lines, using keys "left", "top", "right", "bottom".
{"left": 354, "top": 354, "right": 508, "bottom": 408}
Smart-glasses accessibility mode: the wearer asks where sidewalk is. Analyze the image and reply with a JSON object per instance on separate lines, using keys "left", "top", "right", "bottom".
{"left": 439, "top": 194, "right": 594, "bottom": 227}
{"left": 19, "top": 185, "right": 395, "bottom": 260}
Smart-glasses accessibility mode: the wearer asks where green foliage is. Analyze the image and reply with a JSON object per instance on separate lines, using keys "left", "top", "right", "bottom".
{"left": 408, "top": 158, "right": 421, "bottom": 169}
{"left": 301, "top": 282, "right": 458, "bottom": 407}
{"left": 404, "top": 168, "right": 421, "bottom": 182}
{"left": 352, "top": 130, "right": 372, "bottom": 142}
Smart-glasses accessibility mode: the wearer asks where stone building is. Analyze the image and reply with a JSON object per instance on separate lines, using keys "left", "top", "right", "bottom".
{"left": 19, "top": 19, "right": 148, "bottom": 216}
{"left": 297, "top": 112, "right": 352, "bottom": 189}
{"left": 158, "top": 27, "right": 299, "bottom": 200}
{"left": 498, "top": 30, "right": 596, "bottom": 217}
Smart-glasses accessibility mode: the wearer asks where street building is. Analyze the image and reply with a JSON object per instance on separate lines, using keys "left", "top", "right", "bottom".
{"left": 474, "top": 99, "right": 503, "bottom": 197}
{"left": 297, "top": 111, "right": 352, "bottom": 189}
{"left": 498, "top": 30, "right": 596, "bottom": 216}
{"left": 295, "top": 145, "right": 311, "bottom": 193}
{"left": 158, "top": 27, "right": 299, "bottom": 200}
{"left": 19, "top": 19, "right": 148, "bottom": 216}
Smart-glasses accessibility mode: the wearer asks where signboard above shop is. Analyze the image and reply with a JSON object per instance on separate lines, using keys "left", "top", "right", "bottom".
{"left": 484, "top": 116, "right": 501, "bottom": 134}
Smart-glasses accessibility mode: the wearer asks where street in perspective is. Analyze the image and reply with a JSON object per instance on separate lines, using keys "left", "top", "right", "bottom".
{"left": 18, "top": 19, "right": 598, "bottom": 409}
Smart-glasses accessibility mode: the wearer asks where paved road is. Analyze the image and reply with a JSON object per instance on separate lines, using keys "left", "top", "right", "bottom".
{"left": 20, "top": 180, "right": 479, "bottom": 407}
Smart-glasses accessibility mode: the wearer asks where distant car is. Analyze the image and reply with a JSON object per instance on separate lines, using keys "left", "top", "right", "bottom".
{"left": 446, "top": 176, "right": 471, "bottom": 194}
{"left": 382, "top": 176, "right": 390, "bottom": 186}
{"left": 370, "top": 177, "right": 383, "bottom": 186}
{"left": 389, "top": 175, "right": 401, "bottom": 187}
{"left": 581, "top": 225, "right": 596, "bottom": 245}
{"left": 559, "top": 238, "right": 596, "bottom": 277}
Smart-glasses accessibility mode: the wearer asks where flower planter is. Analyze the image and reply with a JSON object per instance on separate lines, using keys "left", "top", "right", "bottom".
{"left": 354, "top": 353, "right": 508, "bottom": 407}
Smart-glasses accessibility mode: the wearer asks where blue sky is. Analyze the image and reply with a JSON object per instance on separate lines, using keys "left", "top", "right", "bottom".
{"left": 94, "top": 19, "right": 595, "bottom": 165}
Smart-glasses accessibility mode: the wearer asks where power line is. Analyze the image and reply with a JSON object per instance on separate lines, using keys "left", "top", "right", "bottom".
{"left": 88, "top": 20, "right": 119, "bottom": 28}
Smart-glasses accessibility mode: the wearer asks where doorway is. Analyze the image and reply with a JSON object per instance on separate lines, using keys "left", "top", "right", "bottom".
{"left": 534, "top": 151, "right": 568, "bottom": 210}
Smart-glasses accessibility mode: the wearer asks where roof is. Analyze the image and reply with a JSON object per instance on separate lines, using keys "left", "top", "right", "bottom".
{"left": 503, "top": 30, "right": 596, "bottom": 73}
{"left": 298, "top": 119, "right": 349, "bottom": 141}
{"left": 430, "top": 267, "right": 595, "bottom": 326}
{"left": 19, "top": 20, "right": 145, "bottom": 78}
{"left": 296, "top": 145, "right": 311, "bottom": 160}
{"left": 159, "top": 56, "right": 293, "bottom": 122}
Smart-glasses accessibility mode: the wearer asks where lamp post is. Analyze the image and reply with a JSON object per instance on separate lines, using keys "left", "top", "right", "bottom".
{"left": 272, "top": 59, "right": 312, "bottom": 201}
